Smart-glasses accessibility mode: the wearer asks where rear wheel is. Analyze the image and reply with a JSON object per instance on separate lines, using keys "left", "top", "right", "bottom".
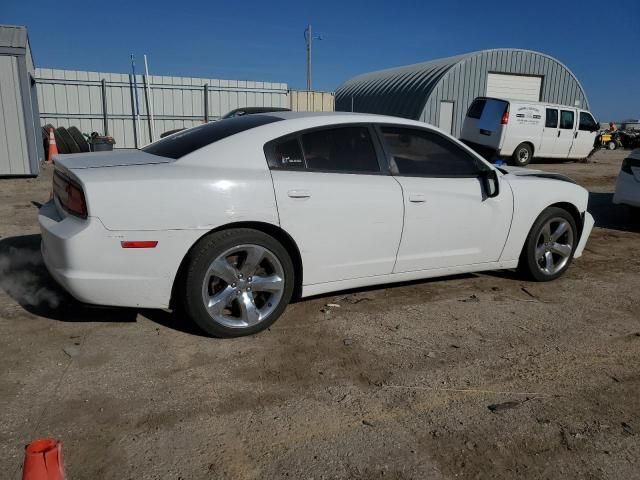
{"left": 518, "top": 207, "right": 577, "bottom": 281}
{"left": 511, "top": 143, "right": 533, "bottom": 166}
{"left": 182, "top": 229, "right": 295, "bottom": 337}
{"left": 607, "top": 141, "right": 617, "bottom": 150}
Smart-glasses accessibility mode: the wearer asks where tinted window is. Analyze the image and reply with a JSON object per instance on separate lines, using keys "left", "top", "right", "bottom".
{"left": 271, "top": 138, "right": 305, "bottom": 169}
{"left": 579, "top": 112, "right": 597, "bottom": 131}
{"left": 381, "top": 127, "right": 480, "bottom": 176}
{"left": 467, "top": 99, "right": 486, "bottom": 119}
{"left": 142, "top": 114, "right": 282, "bottom": 159}
{"left": 560, "top": 110, "right": 575, "bottom": 130}
{"left": 300, "top": 127, "right": 380, "bottom": 173}
{"left": 545, "top": 109, "right": 558, "bottom": 128}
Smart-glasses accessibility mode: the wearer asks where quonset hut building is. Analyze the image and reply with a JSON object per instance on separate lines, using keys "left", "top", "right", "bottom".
{"left": 335, "top": 49, "right": 589, "bottom": 138}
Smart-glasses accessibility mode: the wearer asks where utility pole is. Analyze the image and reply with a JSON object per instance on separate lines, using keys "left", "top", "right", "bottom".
{"left": 304, "top": 24, "right": 322, "bottom": 91}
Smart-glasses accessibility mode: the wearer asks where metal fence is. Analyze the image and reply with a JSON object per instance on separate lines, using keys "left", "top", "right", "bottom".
{"left": 35, "top": 68, "right": 335, "bottom": 149}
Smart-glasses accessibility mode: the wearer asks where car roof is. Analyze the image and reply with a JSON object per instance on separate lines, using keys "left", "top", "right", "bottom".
{"left": 267, "top": 110, "right": 426, "bottom": 125}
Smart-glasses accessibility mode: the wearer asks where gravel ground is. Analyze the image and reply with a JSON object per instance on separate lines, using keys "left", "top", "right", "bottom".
{"left": 1, "top": 149, "right": 639, "bottom": 480}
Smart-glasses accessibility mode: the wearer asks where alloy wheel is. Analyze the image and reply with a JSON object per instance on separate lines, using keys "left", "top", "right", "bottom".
{"left": 201, "top": 244, "right": 285, "bottom": 328}
{"left": 535, "top": 217, "right": 574, "bottom": 275}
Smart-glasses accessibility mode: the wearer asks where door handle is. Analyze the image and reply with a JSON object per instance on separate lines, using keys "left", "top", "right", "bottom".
{"left": 287, "top": 189, "right": 311, "bottom": 199}
{"left": 557, "top": 130, "right": 561, "bottom": 137}
{"left": 409, "top": 194, "right": 426, "bottom": 203}
{"left": 574, "top": 131, "right": 578, "bottom": 139}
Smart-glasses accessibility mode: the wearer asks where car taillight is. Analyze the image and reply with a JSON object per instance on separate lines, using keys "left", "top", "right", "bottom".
{"left": 501, "top": 109, "right": 509, "bottom": 125}
{"left": 53, "top": 170, "right": 87, "bottom": 218}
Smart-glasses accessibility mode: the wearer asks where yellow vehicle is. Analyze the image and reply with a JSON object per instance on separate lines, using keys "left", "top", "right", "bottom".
{"left": 596, "top": 132, "right": 621, "bottom": 150}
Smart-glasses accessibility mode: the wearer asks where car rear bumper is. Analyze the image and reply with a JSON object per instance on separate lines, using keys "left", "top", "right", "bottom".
{"left": 38, "top": 200, "right": 199, "bottom": 309}
{"left": 612, "top": 171, "right": 640, "bottom": 207}
{"left": 573, "top": 212, "right": 594, "bottom": 259}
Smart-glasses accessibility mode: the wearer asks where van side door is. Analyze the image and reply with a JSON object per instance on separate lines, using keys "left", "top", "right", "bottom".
{"left": 553, "top": 109, "right": 576, "bottom": 157}
{"left": 539, "top": 108, "right": 559, "bottom": 157}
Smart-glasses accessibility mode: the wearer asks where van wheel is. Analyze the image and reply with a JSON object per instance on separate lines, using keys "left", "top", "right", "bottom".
{"left": 511, "top": 143, "right": 532, "bottom": 166}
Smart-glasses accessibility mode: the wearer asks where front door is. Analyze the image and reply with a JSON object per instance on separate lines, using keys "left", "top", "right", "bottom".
{"left": 377, "top": 126, "right": 513, "bottom": 273}
{"left": 570, "top": 112, "right": 598, "bottom": 158}
{"left": 539, "top": 108, "right": 559, "bottom": 157}
{"left": 553, "top": 109, "right": 576, "bottom": 157}
{"left": 267, "top": 125, "right": 404, "bottom": 285}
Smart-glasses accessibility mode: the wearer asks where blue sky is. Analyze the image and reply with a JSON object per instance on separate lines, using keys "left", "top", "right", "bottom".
{"left": 4, "top": 0, "right": 639, "bottom": 120}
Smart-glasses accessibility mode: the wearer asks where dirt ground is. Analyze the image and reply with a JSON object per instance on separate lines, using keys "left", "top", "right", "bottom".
{"left": 1, "top": 149, "right": 639, "bottom": 480}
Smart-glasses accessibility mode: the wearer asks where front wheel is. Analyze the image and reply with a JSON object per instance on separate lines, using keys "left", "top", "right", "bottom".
{"left": 511, "top": 143, "right": 533, "bottom": 166}
{"left": 518, "top": 207, "right": 577, "bottom": 281}
{"left": 182, "top": 228, "right": 295, "bottom": 337}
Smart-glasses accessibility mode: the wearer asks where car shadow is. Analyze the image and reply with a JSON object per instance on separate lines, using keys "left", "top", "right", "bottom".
{"left": 588, "top": 192, "right": 640, "bottom": 233}
{"left": 0, "top": 234, "right": 210, "bottom": 336}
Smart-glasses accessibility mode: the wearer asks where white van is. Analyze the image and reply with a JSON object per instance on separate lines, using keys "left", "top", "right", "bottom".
{"left": 460, "top": 97, "right": 599, "bottom": 166}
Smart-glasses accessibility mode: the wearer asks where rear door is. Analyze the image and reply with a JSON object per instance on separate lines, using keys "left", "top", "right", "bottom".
{"left": 267, "top": 125, "right": 404, "bottom": 285}
{"left": 554, "top": 109, "right": 576, "bottom": 157}
{"left": 378, "top": 126, "right": 513, "bottom": 272}
{"left": 539, "top": 107, "right": 559, "bottom": 156}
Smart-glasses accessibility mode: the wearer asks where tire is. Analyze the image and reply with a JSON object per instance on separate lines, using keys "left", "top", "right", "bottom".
{"left": 518, "top": 207, "right": 577, "bottom": 282}
{"left": 68, "top": 126, "right": 91, "bottom": 152}
{"left": 511, "top": 143, "right": 533, "bottom": 166}
{"left": 181, "top": 228, "right": 295, "bottom": 337}
{"left": 57, "top": 127, "right": 81, "bottom": 154}
{"left": 607, "top": 141, "right": 617, "bottom": 150}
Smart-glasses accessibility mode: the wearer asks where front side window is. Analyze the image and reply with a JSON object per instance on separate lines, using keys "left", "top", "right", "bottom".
{"left": 300, "top": 127, "right": 380, "bottom": 173}
{"left": 381, "top": 127, "right": 480, "bottom": 177}
{"left": 545, "top": 109, "right": 558, "bottom": 128}
{"left": 579, "top": 112, "right": 597, "bottom": 131}
{"left": 560, "top": 110, "right": 575, "bottom": 130}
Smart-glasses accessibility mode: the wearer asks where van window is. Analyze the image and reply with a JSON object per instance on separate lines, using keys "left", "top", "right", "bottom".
{"left": 467, "top": 99, "right": 486, "bottom": 119}
{"left": 560, "top": 110, "right": 575, "bottom": 130}
{"left": 579, "top": 112, "right": 597, "bottom": 131}
{"left": 545, "top": 109, "right": 558, "bottom": 128}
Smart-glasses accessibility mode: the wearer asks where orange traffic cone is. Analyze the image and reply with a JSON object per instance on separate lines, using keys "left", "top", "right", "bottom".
{"left": 47, "top": 128, "right": 58, "bottom": 164}
{"left": 22, "top": 438, "right": 65, "bottom": 480}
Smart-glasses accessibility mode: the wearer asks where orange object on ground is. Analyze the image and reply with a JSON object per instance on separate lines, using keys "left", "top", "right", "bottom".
{"left": 47, "top": 128, "right": 58, "bottom": 164}
{"left": 22, "top": 438, "right": 65, "bottom": 480}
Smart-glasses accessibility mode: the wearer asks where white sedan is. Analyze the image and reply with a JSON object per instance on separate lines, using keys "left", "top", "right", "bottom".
{"left": 613, "top": 149, "right": 640, "bottom": 208}
{"left": 39, "top": 112, "right": 594, "bottom": 337}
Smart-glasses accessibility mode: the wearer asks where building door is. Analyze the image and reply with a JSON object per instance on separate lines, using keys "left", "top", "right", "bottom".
{"left": 438, "top": 101, "right": 454, "bottom": 135}
{"left": 486, "top": 73, "right": 542, "bottom": 101}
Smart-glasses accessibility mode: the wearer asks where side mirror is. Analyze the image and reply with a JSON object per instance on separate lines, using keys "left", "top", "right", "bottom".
{"left": 480, "top": 169, "right": 500, "bottom": 198}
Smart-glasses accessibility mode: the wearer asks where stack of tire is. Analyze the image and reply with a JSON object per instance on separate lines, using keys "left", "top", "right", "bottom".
{"left": 41, "top": 125, "right": 91, "bottom": 161}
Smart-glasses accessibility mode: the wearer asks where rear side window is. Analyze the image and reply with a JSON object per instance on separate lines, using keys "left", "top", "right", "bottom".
{"left": 545, "top": 109, "right": 558, "bottom": 128}
{"left": 579, "top": 112, "right": 597, "bottom": 131}
{"left": 142, "top": 114, "right": 282, "bottom": 159}
{"left": 467, "top": 99, "right": 486, "bottom": 119}
{"left": 560, "top": 110, "right": 575, "bottom": 130}
{"left": 381, "top": 127, "right": 480, "bottom": 177}
{"left": 272, "top": 138, "right": 305, "bottom": 169}
{"left": 300, "top": 127, "right": 380, "bottom": 173}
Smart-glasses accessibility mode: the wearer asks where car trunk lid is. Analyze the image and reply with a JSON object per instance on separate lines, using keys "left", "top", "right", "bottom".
{"left": 53, "top": 150, "right": 173, "bottom": 170}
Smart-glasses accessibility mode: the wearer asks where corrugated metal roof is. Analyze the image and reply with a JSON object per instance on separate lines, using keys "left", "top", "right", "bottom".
{"left": 335, "top": 49, "right": 588, "bottom": 122}
{"left": 336, "top": 52, "right": 470, "bottom": 118}
{"left": 0, "top": 25, "right": 28, "bottom": 49}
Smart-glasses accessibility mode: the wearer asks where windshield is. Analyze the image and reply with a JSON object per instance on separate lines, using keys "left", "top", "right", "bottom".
{"left": 142, "top": 114, "right": 282, "bottom": 159}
